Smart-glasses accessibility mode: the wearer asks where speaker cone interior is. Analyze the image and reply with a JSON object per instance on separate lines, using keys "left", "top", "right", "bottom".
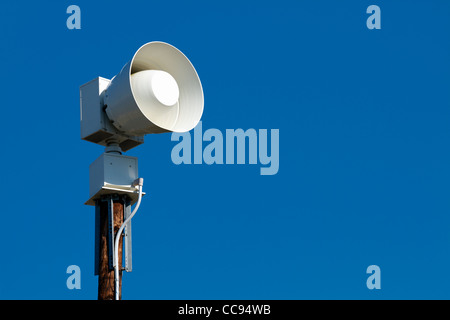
{"left": 105, "top": 42, "right": 204, "bottom": 135}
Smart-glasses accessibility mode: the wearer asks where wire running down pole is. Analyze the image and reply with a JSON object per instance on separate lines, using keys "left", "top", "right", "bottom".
{"left": 113, "top": 180, "right": 144, "bottom": 300}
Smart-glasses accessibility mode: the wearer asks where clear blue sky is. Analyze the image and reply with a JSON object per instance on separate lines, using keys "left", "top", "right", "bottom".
{"left": 1, "top": 0, "right": 450, "bottom": 299}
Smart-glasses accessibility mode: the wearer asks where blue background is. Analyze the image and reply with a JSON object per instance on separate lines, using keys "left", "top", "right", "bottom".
{"left": 0, "top": 0, "right": 450, "bottom": 299}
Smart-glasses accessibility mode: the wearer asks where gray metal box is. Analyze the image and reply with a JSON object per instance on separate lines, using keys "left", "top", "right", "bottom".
{"left": 80, "top": 77, "right": 144, "bottom": 152}
{"left": 86, "top": 153, "right": 140, "bottom": 206}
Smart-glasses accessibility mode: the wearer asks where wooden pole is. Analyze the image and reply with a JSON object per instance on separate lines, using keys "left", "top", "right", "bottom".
{"left": 98, "top": 199, "right": 124, "bottom": 300}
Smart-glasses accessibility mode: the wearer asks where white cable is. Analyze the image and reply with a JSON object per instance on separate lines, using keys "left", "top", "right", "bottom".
{"left": 114, "top": 180, "right": 144, "bottom": 300}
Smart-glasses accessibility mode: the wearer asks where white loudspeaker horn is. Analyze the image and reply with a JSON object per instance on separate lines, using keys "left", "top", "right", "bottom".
{"left": 105, "top": 41, "right": 204, "bottom": 135}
